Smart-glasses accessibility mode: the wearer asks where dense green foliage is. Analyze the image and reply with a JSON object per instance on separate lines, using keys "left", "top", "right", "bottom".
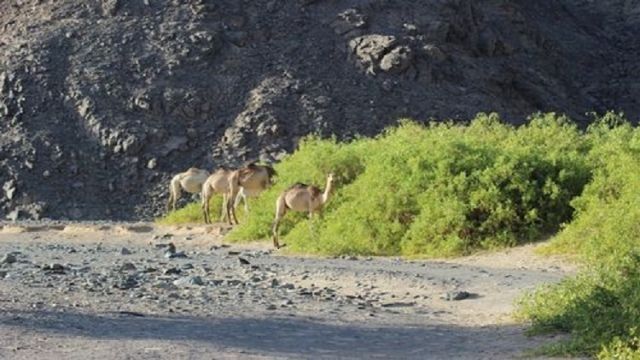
{"left": 161, "top": 112, "right": 591, "bottom": 257}
{"left": 517, "top": 114, "right": 640, "bottom": 358}
{"left": 159, "top": 112, "right": 640, "bottom": 356}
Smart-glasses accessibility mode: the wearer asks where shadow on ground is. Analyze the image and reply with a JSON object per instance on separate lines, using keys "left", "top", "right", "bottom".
{"left": 0, "top": 309, "right": 553, "bottom": 359}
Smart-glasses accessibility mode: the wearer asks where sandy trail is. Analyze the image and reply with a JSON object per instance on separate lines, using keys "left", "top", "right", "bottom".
{"left": 0, "top": 222, "right": 576, "bottom": 359}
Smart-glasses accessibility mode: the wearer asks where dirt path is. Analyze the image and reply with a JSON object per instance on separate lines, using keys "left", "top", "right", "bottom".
{"left": 0, "top": 222, "right": 576, "bottom": 359}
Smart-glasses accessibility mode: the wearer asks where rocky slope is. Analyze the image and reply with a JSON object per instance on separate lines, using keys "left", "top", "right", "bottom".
{"left": 1, "top": 0, "right": 639, "bottom": 220}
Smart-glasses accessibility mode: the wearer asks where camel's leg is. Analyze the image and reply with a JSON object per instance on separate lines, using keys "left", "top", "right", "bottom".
{"left": 228, "top": 195, "right": 239, "bottom": 225}
{"left": 167, "top": 178, "right": 181, "bottom": 212}
{"left": 227, "top": 173, "right": 240, "bottom": 225}
{"left": 234, "top": 188, "right": 249, "bottom": 215}
{"left": 201, "top": 186, "right": 210, "bottom": 224}
{"left": 220, "top": 193, "right": 228, "bottom": 222}
{"left": 271, "top": 194, "right": 287, "bottom": 249}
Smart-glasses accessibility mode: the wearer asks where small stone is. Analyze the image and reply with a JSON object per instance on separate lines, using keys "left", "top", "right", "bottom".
{"left": 443, "top": 291, "right": 471, "bottom": 301}
{"left": 120, "top": 247, "right": 132, "bottom": 255}
{"left": 173, "top": 276, "right": 204, "bottom": 286}
{"left": 1, "top": 254, "right": 17, "bottom": 265}
{"left": 120, "top": 262, "right": 137, "bottom": 272}
{"left": 165, "top": 251, "right": 187, "bottom": 259}
{"left": 238, "top": 257, "right": 250, "bottom": 265}
{"left": 380, "top": 301, "right": 416, "bottom": 308}
{"left": 147, "top": 158, "right": 157, "bottom": 169}
{"left": 266, "top": 304, "right": 277, "bottom": 310}
{"left": 0, "top": 271, "right": 7, "bottom": 279}
{"left": 114, "top": 275, "right": 139, "bottom": 290}
{"left": 164, "top": 267, "right": 182, "bottom": 275}
{"left": 42, "top": 263, "right": 65, "bottom": 274}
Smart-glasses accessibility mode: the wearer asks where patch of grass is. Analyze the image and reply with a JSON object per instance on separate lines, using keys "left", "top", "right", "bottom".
{"left": 156, "top": 196, "right": 225, "bottom": 225}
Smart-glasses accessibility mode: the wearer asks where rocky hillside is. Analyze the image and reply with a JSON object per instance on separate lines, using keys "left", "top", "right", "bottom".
{"left": 1, "top": 0, "right": 639, "bottom": 220}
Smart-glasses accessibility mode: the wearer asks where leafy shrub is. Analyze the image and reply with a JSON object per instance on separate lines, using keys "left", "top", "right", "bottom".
{"left": 517, "top": 114, "right": 640, "bottom": 357}
{"left": 224, "top": 112, "right": 591, "bottom": 257}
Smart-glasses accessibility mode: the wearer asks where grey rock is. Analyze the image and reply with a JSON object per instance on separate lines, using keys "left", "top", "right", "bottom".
{"left": 1, "top": 253, "right": 17, "bottom": 265}
{"left": 349, "top": 35, "right": 397, "bottom": 75}
{"left": 443, "top": 291, "right": 471, "bottom": 301}
{"left": 3, "top": 180, "right": 16, "bottom": 200}
{"left": 381, "top": 301, "right": 416, "bottom": 308}
{"left": 120, "top": 262, "right": 137, "bottom": 272}
{"left": 164, "top": 267, "right": 182, "bottom": 275}
{"left": 120, "top": 247, "right": 132, "bottom": 255}
{"left": 422, "top": 44, "right": 447, "bottom": 62}
{"left": 42, "top": 263, "right": 65, "bottom": 274}
{"left": 380, "top": 46, "right": 413, "bottom": 74}
{"left": 114, "top": 275, "right": 139, "bottom": 290}
{"left": 147, "top": 158, "right": 157, "bottom": 169}
{"left": 280, "top": 283, "right": 295, "bottom": 290}
{"left": 173, "top": 275, "right": 204, "bottom": 286}
{"left": 226, "top": 279, "right": 243, "bottom": 287}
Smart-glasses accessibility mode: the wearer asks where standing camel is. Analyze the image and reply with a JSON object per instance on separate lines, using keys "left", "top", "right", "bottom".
{"left": 226, "top": 162, "right": 277, "bottom": 225}
{"left": 166, "top": 168, "right": 210, "bottom": 212}
{"left": 201, "top": 168, "right": 233, "bottom": 224}
{"left": 271, "top": 173, "right": 334, "bottom": 249}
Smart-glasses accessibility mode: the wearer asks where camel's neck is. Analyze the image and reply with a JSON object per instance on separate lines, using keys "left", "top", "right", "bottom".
{"left": 321, "top": 179, "right": 333, "bottom": 205}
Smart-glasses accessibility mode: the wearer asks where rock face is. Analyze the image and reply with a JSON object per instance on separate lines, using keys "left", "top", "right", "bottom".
{"left": 0, "top": 0, "right": 639, "bottom": 220}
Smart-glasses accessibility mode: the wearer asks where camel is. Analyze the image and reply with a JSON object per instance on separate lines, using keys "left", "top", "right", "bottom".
{"left": 226, "top": 162, "right": 277, "bottom": 225}
{"left": 166, "top": 167, "right": 210, "bottom": 212}
{"left": 201, "top": 163, "right": 276, "bottom": 224}
{"left": 200, "top": 168, "right": 234, "bottom": 224}
{"left": 271, "top": 173, "right": 335, "bottom": 249}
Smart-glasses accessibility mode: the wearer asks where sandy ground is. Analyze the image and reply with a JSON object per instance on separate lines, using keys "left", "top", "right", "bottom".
{"left": 0, "top": 222, "right": 578, "bottom": 359}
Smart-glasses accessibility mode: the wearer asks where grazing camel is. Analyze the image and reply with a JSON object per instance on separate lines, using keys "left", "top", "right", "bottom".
{"left": 166, "top": 168, "right": 210, "bottom": 212}
{"left": 271, "top": 173, "right": 335, "bottom": 249}
{"left": 226, "top": 162, "right": 277, "bottom": 225}
{"left": 201, "top": 168, "right": 234, "bottom": 225}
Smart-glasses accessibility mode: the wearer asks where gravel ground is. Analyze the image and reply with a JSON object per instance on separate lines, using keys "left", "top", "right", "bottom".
{"left": 0, "top": 222, "right": 577, "bottom": 359}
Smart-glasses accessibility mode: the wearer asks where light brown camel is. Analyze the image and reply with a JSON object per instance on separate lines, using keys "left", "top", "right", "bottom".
{"left": 271, "top": 173, "right": 334, "bottom": 249}
{"left": 226, "top": 162, "right": 277, "bottom": 225}
{"left": 200, "top": 168, "right": 234, "bottom": 224}
{"left": 166, "top": 167, "right": 210, "bottom": 212}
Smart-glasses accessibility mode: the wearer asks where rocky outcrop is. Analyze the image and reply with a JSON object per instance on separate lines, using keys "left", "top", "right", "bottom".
{"left": 0, "top": 0, "right": 638, "bottom": 220}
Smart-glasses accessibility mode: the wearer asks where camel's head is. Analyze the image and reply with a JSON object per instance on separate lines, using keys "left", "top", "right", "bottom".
{"left": 327, "top": 173, "right": 335, "bottom": 183}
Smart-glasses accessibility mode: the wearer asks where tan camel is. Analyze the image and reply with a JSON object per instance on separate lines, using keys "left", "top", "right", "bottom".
{"left": 200, "top": 168, "right": 234, "bottom": 224}
{"left": 166, "top": 167, "right": 210, "bottom": 212}
{"left": 226, "top": 162, "right": 277, "bottom": 224}
{"left": 271, "top": 173, "right": 335, "bottom": 249}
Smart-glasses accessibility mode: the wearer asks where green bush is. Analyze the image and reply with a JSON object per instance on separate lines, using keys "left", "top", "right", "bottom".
{"left": 155, "top": 112, "right": 640, "bottom": 356}
{"left": 517, "top": 114, "right": 640, "bottom": 357}
{"left": 223, "top": 113, "right": 591, "bottom": 257}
